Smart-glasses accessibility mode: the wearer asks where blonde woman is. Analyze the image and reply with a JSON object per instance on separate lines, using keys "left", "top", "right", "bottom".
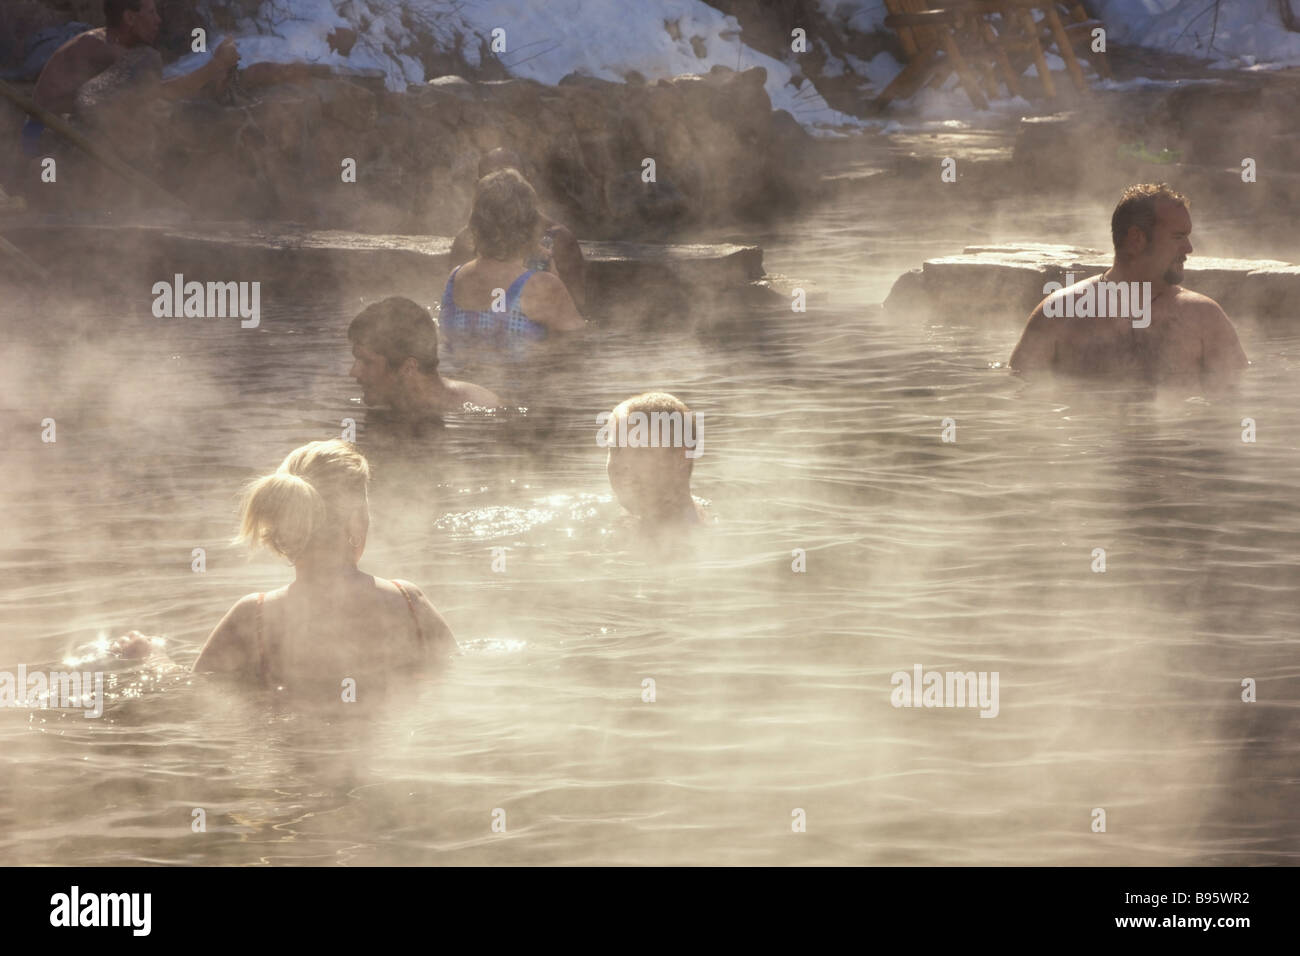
{"left": 194, "top": 440, "right": 456, "bottom": 685}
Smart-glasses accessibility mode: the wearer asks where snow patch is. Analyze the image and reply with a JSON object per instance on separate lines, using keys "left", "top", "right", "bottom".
{"left": 177, "top": 0, "right": 860, "bottom": 133}
{"left": 1092, "top": 0, "right": 1300, "bottom": 67}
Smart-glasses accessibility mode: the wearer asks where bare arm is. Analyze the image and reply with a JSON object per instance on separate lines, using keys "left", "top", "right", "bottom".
{"left": 161, "top": 37, "right": 238, "bottom": 101}
{"left": 549, "top": 225, "right": 587, "bottom": 311}
{"left": 521, "top": 270, "right": 586, "bottom": 332}
{"left": 1009, "top": 304, "right": 1056, "bottom": 373}
{"left": 449, "top": 226, "right": 475, "bottom": 270}
{"left": 192, "top": 594, "right": 259, "bottom": 675}
{"left": 394, "top": 580, "right": 459, "bottom": 658}
{"left": 1200, "top": 301, "right": 1248, "bottom": 388}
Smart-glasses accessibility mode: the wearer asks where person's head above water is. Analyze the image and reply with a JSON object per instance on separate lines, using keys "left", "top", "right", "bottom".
{"left": 470, "top": 169, "right": 542, "bottom": 262}
{"left": 1111, "top": 183, "right": 1192, "bottom": 289}
{"left": 604, "top": 391, "right": 703, "bottom": 524}
{"left": 478, "top": 147, "right": 526, "bottom": 180}
{"left": 348, "top": 296, "right": 439, "bottom": 408}
{"left": 238, "top": 440, "right": 370, "bottom": 568}
{"left": 104, "top": 0, "right": 161, "bottom": 45}
{"left": 196, "top": 441, "right": 459, "bottom": 677}
{"left": 347, "top": 296, "right": 503, "bottom": 416}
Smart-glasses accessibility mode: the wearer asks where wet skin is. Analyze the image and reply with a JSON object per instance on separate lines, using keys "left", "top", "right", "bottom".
{"left": 606, "top": 439, "right": 703, "bottom": 526}
{"left": 350, "top": 342, "right": 502, "bottom": 416}
{"left": 34, "top": 0, "right": 237, "bottom": 114}
{"left": 1010, "top": 202, "right": 1248, "bottom": 389}
{"left": 449, "top": 216, "right": 588, "bottom": 311}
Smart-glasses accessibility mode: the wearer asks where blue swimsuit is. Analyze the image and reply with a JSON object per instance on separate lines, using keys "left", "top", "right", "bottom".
{"left": 440, "top": 265, "right": 547, "bottom": 360}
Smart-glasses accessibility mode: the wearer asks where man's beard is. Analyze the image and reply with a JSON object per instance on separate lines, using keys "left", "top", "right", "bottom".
{"left": 1164, "top": 261, "right": 1184, "bottom": 285}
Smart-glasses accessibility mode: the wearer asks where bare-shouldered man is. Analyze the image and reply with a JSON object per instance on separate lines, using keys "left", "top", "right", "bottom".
{"left": 33, "top": 0, "right": 238, "bottom": 116}
{"left": 1010, "top": 184, "right": 1248, "bottom": 390}
{"left": 348, "top": 296, "right": 504, "bottom": 418}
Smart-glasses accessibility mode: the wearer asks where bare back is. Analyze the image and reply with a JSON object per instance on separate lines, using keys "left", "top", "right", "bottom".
{"left": 453, "top": 258, "right": 584, "bottom": 332}
{"left": 195, "top": 574, "right": 455, "bottom": 688}
{"left": 1010, "top": 277, "right": 1247, "bottom": 388}
{"left": 34, "top": 29, "right": 123, "bottom": 114}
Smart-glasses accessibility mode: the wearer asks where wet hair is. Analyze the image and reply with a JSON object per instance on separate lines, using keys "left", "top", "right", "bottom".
{"left": 469, "top": 169, "right": 541, "bottom": 261}
{"left": 347, "top": 297, "right": 439, "bottom": 374}
{"left": 613, "top": 391, "right": 692, "bottom": 420}
{"left": 104, "top": 0, "right": 144, "bottom": 29}
{"left": 611, "top": 391, "right": 697, "bottom": 467}
{"left": 237, "top": 440, "right": 370, "bottom": 562}
{"left": 478, "top": 147, "right": 525, "bottom": 179}
{"left": 1111, "top": 183, "right": 1189, "bottom": 254}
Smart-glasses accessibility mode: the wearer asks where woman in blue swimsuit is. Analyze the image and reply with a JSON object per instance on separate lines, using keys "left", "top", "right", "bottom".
{"left": 440, "top": 169, "right": 584, "bottom": 363}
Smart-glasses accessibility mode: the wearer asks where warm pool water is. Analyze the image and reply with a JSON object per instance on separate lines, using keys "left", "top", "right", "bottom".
{"left": 1, "top": 184, "right": 1298, "bottom": 865}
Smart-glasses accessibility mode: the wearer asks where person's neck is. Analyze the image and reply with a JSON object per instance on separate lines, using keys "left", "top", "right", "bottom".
{"left": 393, "top": 372, "right": 452, "bottom": 418}
{"left": 1106, "top": 259, "right": 1170, "bottom": 300}
{"left": 105, "top": 27, "right": 135, "bottom": 48}
{"left": 480, "top": 252, "right": 529, "bottom": 270}
{"left": 292, "top": 554, "right": 364, "bottom": 588}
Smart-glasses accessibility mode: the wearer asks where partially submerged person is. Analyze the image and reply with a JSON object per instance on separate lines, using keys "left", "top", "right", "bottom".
{"left": 25, "top": 0, "right": 238, "bottom": 159}
{"left": 1010, "top": 183, "right": 1248, "bottom": 389}
{"left": 449, "top": 148, "right": 587, "bottom": 310}
{"left": 603, "top": 391, "right": 710, "bottom": 540}
{"left": 441, "top": 169, "right": 585, "bottom": 361}
{"left": 348, "top": 296, "right": 502, "bottom": 418}
{"left": 194, "top": 441, "right": 457, "bottom": 688}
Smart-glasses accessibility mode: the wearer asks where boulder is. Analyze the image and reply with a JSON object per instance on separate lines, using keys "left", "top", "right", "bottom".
{"left": 1242, "top": 265, "right": 1300, "bottom": 323}
{"left": 885, "top": 243, "right": 1300, "bottom": 322}
{"left": 7, "top": 56, "right": 819, "bottom": 233}
{"left": 310, "top": 77, "right": 378, "bottom": 130}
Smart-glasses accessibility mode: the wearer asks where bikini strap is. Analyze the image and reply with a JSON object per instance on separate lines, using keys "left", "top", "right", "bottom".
{"left": 441, "top": 264, "right": 465, "bottom": 313}
{"left": 505, "top": 270, "right": 535, "bottom": 312}
{"left": 392, "top": 580, "right": 426, "bottom": 645}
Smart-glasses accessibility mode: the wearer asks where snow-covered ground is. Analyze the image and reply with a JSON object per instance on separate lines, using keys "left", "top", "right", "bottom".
{"left": 1094, "top": 0, "right": 1300, "bottom": 69}
{"left": 173, "top": 0, "right": 860, "bottom": 134}
{"left": 167, "top": 1, "right": 1300, "bottom": 133}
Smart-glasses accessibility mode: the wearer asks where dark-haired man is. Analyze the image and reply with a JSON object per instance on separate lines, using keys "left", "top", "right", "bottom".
{"left": 348, "top": 296, "right": 502, "bottom": 417}
{"left": 1010, "top": 184, "right": 1247, "bottom": 388}
{"left": 448, "top": 147, "right": 587, "bottom": 310}
{"left": 25, "top": 0, "right": 238, "bottom": 156}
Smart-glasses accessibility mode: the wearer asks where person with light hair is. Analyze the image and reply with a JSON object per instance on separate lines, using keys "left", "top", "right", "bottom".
{"left": 440, "top": 168, "right": 584, "bottom": 362}
{"left": 194, "top": 440, "right": 456, "bottom": 685}
{"left": 448, "top": 148, "right": 587, "bottom": 310}
{"left": 603, "top": 391, "right": 709, "bottom": 534}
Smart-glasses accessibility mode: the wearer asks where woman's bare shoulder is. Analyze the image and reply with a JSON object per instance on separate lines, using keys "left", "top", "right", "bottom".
{"left": 521, "top": 271, "right": 583, "bottom": 330}
{"left": 388, "top": 579, "right": 458, "bottom": 654}
{"left": 193, "top": 592, "right": 263, "bottom": 673}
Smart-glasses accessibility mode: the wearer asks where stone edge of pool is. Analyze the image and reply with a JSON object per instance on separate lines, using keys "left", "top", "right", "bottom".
{"left": 886, "top": 243, "right": 1300, "bottom": 325}
{"left": 0, "top": 222, "right": 795, "bottom": 322}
